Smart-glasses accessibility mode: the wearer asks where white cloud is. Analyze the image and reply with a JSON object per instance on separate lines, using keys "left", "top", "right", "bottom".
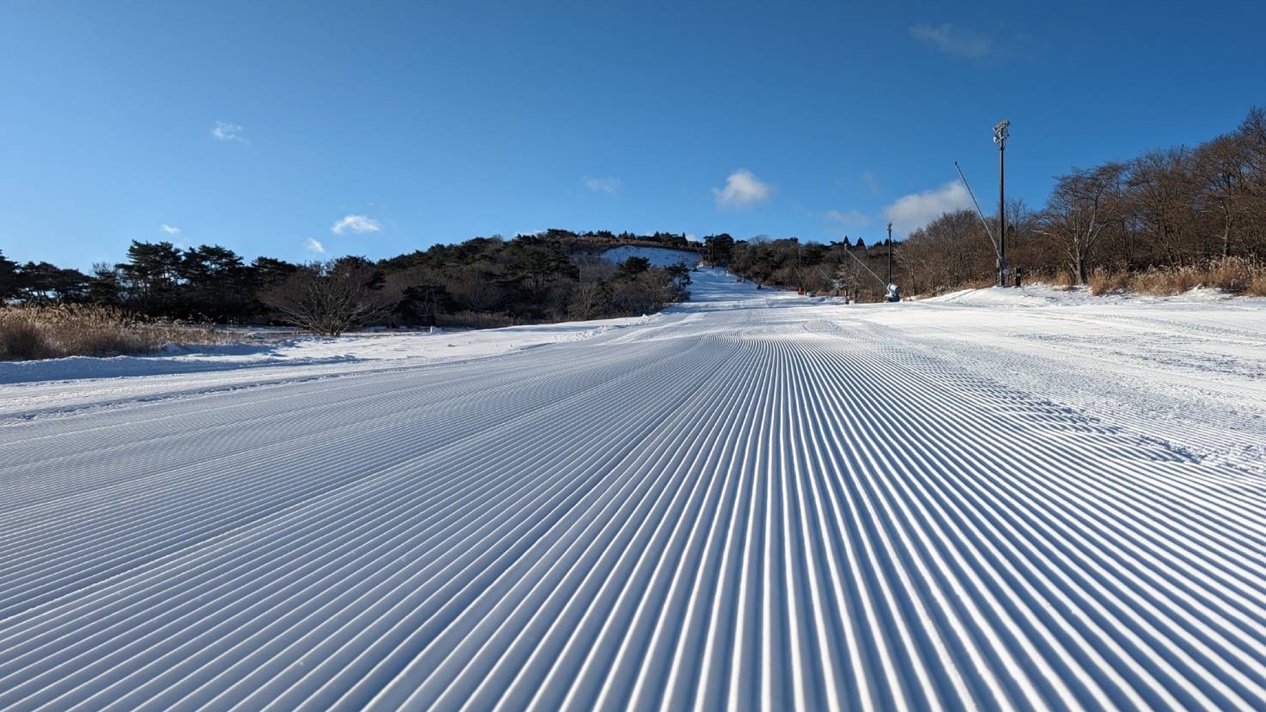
{"left": 909, "top": 23, "right": 993, "bottom": 59}
{"left": 712, "top": 169, "right": 773, "bottom": 209}
{"left": 211, "top": 120, "right": 247, "bottom": 144}
{"left": 305, "top": 238, "right": 326, "bottom": 254}
{"left": 882, "top": 181, "right": 975, "bottom": 237}
{"left": 160, "top": 224, "right": 181, "bottom": 235}
{"left": 825, "top": 209, "right": 871, "bottom": 228}
{"left": 582, "top": 176, "right": 622, "bottom": 196}
{"left": 685, "top": 233, "right": 700, "bottom": 243}
{"left": 331, "top": 214, "right": 383, "bottom": 235}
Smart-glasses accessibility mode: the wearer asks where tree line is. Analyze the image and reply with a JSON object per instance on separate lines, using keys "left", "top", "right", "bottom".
{"left": 0, "top": 231, "right": 695, "bottom": 335}
{"left": 905, "top": 107, "right": 1266, "bottom": 294}
{"left": 702, "top": 108, "right": 1266, "bottom": 298}
{"left": 6, "top": 107, "right": 1262, "bottom": 316}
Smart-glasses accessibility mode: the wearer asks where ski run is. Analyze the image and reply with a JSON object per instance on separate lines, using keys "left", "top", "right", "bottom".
{"left": 1, "top": 267, "right": 1264, "bottom": 711}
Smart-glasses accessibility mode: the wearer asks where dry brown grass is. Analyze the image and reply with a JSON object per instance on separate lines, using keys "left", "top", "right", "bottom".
{"left": 0, "top": 305, "right": 231, "bottom": 361}
{"left": 1128, "top": 268, "right": 1201, "bottom": 296}
{"left": 1204, "top": 257, "right": 1266, "bottom": 295}
{"left": 1087, "top": 268, "right": 1131, "bottom": 296}
{"left": 1041, "top": 270, "right": 1079, "bottom": 291}
{"left": 961, "top": 277, "right": 998, "bottom": 290}
{"left": 1251, "top": 272, "right": 1266, "bottom": 297}
{"left": 1043, "top": 268, "right": 1073, "bottom": 288}
{"left": 1085, "top": 258, "right": 1266, "bottom": 297}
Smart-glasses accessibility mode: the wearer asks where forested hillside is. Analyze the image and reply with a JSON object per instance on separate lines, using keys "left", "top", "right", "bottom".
{"left": 0, "top": 231, "right": 696, "bottom": 335}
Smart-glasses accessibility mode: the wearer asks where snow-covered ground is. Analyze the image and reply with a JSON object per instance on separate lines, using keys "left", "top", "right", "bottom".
{"left": 1, "top": 270, "right": 1264, "bottom": 710}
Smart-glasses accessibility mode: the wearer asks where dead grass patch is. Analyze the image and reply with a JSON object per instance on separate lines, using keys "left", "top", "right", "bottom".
{"left": 1085, "top": 258, "right": 1266, "bottom": 297}
{"left": 0, "top": 305, "right": 232, "bottom": 361}
{"left": 1040, "top": 270, "right": 1079, "bottom": 291}
{"left": 1087, "top": 268, "right": 1130, "bottom": 296}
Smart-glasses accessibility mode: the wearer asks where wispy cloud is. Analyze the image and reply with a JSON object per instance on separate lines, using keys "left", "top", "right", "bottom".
{"left": 305, "top": 237, "right": 326, "bottom": 254}
{"left": 882, "top": 181, "right": 974, "bottom": 236}
{"left": 909, "top": 23, "right": 994, "bottom": 59}
{"left": 211, "top": 120, "right": 248, "bottom": 144}
{"left": 160, "top": 224, "right": 181, "bottom": 235}
{"left": 712, "top": 169, "right": 773, "bottom": 209}
{"left": 825, "top": 209, "right": 871, "bottom": 228}
{"left": 331, "top": 214, "right": 382, "bottom": 235}
{"left": 582, "top": 176, "right": 622, "bottom": 196}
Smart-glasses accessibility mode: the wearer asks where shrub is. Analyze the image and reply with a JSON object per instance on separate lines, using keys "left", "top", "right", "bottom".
{"left": 260, "top": 259, "right": 393, "bottom": 336}
{"left": 439, "top": 310, "right": 516, "bottom": 329}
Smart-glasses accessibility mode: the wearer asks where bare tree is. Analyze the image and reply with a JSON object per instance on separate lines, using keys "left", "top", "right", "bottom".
{"left": 1125, "top": 148, "right": 1198, "bottom": 267}
{"left": 834, "top": 256, "right": 875, "bottom": 301}
{"left": 1239, "top": 107, "right": 1266, "bottom": 256}
{"left": 260, "top": 259, "right": 393, "bottom": 336}
{"left": 1240, "top": 106, "right": 1266, "bottom": 183}
{"left": 568, "top": 280, "right": 609, "bottom": 319}
{"left": 898, "top": 210, "right": 993, "bottom": 294}
{"left": 1039, "top": 163, "right": 1129, "bottom": 283}
{"left": 448, "top": 267, "right": 503, "bottom": 326}
{"left": 1195, "top": 133, "right": 1256, "bottom": 260}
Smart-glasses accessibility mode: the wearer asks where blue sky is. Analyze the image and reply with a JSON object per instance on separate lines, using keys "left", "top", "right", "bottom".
{"left": 3, "top": 0, "right": 1264, "bottom": 270}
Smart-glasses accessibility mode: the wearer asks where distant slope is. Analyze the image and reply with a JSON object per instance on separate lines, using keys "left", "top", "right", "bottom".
{"left": 601, "top": 245, "right": 700, "bottom": 268}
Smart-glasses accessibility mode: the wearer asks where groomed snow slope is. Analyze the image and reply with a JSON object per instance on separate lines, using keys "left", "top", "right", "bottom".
{"left": 1, "top": 271, "right": 1264, "bottom": 711}
{"left": 600, "top": 245, "right": 700, "bottom": 268}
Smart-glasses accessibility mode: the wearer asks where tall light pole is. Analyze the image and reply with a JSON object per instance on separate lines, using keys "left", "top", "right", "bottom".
{"left": 994, "top": 118, "right": 1010, "bottom": 287}
{"left": 886, "top": 222, "right": 893, "bottom": 285}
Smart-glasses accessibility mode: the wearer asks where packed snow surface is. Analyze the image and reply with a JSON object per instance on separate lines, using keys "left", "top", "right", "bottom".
{"left": 1, "top": 271, "right": 1264, "bottom": 711}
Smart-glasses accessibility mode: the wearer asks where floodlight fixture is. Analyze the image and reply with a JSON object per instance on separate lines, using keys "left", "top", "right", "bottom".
{"left": 994, "top": 119, "right": 1010, "bottom": 147}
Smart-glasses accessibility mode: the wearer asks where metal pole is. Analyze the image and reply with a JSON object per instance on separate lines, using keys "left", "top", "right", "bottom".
{"left": 994, "top": 119, "right": 1010, "bottom": 287}
{"left": 886, "top": 222, "right": 893, "bottom": 285}
{"left": 999, "top": 139, "right": 1006, "bottom": 287}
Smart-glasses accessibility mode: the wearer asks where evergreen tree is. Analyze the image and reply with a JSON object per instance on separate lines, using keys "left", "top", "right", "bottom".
{"left": 0, "top": 250, "right": 17, "bottom": 301}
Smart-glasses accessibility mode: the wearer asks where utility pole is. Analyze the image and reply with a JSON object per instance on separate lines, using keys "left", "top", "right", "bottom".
{"left": 994, "top": 118, "right": 1010, "bottom": 287}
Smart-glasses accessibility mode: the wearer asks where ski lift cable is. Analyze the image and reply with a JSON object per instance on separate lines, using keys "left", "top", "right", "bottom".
{"left": 954, "top": 161, "right": 1001, "bottom": 257}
